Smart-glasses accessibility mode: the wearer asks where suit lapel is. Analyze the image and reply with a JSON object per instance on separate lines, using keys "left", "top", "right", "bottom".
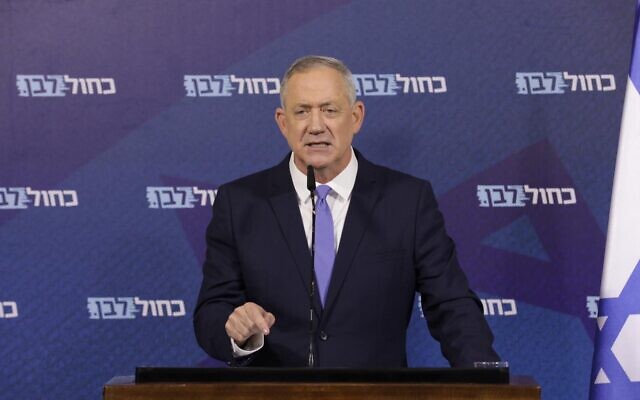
{"left": 267, "top": 156, "right": 323, "bottom": 316}
{"left": 322, "top": 152, "right": 383, "bottom": 317}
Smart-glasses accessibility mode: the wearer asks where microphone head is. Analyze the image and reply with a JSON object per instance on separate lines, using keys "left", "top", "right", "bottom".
{"left": 306, "top": 165, "right": 316, "bottom": 192}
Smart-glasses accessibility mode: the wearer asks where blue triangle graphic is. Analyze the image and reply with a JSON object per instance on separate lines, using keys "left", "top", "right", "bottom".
{"left": 482, "top": 215, "right": 550, "bottom": 262}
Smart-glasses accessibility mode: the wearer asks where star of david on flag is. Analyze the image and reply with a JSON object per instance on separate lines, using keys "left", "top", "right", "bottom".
{"left": 590, "top": 3, "right": 640, "bottom": 399}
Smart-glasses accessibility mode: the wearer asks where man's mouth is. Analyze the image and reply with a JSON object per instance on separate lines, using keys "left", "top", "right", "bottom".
{"left": 306, "top": 142, "right": 330, "bottom": 148}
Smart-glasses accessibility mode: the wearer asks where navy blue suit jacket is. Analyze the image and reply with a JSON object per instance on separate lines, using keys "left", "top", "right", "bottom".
{"left": 194, "top": 150, "right": 499, "bottom": 367}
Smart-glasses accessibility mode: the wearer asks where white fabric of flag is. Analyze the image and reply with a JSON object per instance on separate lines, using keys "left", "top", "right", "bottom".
{"left": 590, "top": 3, "right": 640, "bottom": 399}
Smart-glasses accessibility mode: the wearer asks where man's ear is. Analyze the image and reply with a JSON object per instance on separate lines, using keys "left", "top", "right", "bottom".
{"left": 275, "top": 107, "right": 287, "bottom": 137}
{"left": 351, "top": 100, "right": 365, "bottom": 134}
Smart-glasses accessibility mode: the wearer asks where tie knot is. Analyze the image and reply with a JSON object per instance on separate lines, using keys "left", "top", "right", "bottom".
{"left": 315, "top": 185, "right": 332, "bottom": 201}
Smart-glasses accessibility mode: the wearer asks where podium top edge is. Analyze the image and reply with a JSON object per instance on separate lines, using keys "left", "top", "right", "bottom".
{"left": 133, "top": 367, "right": 510, "bottom": 385}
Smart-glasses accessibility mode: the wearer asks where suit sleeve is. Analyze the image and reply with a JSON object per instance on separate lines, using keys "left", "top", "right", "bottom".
{"left": 414, "top": 182, "right": 500, "bottom": 367}
{"left": 193, "top": 184, "right": 247, "bottom": 363}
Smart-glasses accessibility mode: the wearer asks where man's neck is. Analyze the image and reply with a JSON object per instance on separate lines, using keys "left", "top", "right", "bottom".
{"left": 293, "top": 151, "right": 352, "bottom": 184}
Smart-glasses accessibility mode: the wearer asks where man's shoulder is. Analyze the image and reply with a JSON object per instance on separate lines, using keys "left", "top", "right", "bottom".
{"left": 217, "top": 157, "right": 289, "bottom": 197}
{"left": 224, "top": 166, "right": 277, "bottom": 188}
{"left": 377, "top": 163, "right": 425, "bottom": 183}
{"left": 362, "top": 156, "right": 431, "bottom": 191}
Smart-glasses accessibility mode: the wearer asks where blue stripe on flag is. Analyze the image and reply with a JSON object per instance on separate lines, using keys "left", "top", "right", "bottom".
{"left": 631, "top": 3, "right": 640, "bottom": 89}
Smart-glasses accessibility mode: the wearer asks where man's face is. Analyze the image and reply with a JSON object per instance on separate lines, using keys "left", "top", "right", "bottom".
{"left": 275, "top": 66, "right": 365, "bottom": 182}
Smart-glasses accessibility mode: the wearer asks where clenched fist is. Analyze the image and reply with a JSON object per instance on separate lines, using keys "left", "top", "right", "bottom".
{"left": 225, "top": 302, "right": 276, "bottom": 347}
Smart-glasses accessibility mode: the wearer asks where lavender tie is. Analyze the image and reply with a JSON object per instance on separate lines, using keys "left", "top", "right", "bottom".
{"left": 314, "top": 185, "right": 335, "bottom": 307}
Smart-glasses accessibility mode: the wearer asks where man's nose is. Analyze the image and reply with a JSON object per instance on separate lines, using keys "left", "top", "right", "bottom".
{"left": 308, "top": 108, "right": 324, "bottom": 134}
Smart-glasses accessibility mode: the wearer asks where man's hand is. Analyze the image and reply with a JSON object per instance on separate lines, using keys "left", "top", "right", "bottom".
{"left": 225, "top": 302, "right": 276, "bottom": 347}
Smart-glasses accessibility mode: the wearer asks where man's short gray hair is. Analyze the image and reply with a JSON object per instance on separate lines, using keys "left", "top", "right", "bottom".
{"left": 279, "top": 55, "right": 357, "bottom": 107}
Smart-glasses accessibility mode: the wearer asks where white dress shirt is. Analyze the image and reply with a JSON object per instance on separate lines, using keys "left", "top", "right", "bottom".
{"left": 289, "top": 147, "right": 358, "bottom": 252}
{"left": 231, "top": 147, "right": 359, "bottom": 357}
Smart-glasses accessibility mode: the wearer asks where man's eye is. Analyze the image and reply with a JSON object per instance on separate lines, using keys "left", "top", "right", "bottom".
{"left": 324, "top": 108, "right": 337, "bottom": 114}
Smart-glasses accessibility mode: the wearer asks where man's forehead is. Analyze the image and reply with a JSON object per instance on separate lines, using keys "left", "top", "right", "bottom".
{"left": 286, "top": 80, "right": 349, "bottom": 104}
{"left": 290, "top": 98, "right": 342, "bottom": 107}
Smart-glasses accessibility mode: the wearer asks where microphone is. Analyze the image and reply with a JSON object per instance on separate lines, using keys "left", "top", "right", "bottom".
{"left": 306, "top": 165, "right": 316, "bottom": 367}
{"left": 307, "top": 165, "right": 316, "bottom": 193}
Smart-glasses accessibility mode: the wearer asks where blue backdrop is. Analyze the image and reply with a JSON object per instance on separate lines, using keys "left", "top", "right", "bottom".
{"left": 0, "top": 1, "right": 636, "bottom": 399}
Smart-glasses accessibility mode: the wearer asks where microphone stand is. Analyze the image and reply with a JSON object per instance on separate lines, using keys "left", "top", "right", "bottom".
{"left": 306, "top": 165, "right": 316, "bottom": 367}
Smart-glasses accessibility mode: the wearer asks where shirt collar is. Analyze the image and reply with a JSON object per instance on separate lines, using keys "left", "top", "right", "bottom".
{"left": 289, "top": 147, "right": 358, "bottom": 204}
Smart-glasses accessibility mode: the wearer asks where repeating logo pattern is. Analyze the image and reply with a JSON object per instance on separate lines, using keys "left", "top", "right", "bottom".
{"left": 2, "top": 2, "right": 632, "bottom": 400}
{"left": 146, "top": 186, "right": 217, "bottom": 209}
{"left": 417, "top": 295, "right": 517, "bottom": 318}
{"left": 477, "top": 185, "right": 576, "bottom": 207}
{"left": 87, "top": 297, "right": 186, "bottom": 319}
{"left": 515, "top": 71, "right": 616, "bottom": 95}
{"left": 184, "top": 75, "right": 280, "bottom": 97}
{"left": 16, "top": 75, "right": 116, "bottom": 97}
{"left": 353, "top": 74, "right": 447, "bottom": 95}
{"left": 0, "top": 187, "right": 79, "bottom": 210}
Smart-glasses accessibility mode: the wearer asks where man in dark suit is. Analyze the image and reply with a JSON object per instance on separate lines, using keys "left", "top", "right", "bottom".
{"left": 194, "top": 55, "right": 499, "bottom": 367}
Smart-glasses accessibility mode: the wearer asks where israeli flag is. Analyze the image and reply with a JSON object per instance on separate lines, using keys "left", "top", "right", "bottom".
{"left": 590, "top": 3, "right": 640, "bottom": 399}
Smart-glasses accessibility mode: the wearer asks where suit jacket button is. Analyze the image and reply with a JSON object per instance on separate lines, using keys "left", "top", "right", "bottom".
{"left": 319, "top": 331, "right": 328, "bottom": 341}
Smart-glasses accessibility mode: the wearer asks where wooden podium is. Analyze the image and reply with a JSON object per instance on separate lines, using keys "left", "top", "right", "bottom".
{"left": 103, "top": 367, "right": 540, "bottom": 400}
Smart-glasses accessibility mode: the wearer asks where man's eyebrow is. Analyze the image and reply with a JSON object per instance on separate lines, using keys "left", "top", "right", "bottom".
{"left": 292, "top": 101, "right": 337, "bottom": 108}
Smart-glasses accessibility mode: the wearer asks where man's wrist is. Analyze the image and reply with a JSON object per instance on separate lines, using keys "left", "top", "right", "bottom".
{"left": 230, "top": 333, "right": 264, "bottom": 357}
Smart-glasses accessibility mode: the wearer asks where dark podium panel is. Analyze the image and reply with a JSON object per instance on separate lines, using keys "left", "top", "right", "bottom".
{"left": 103, "top": 367, "right": 541, "bottom": 400}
